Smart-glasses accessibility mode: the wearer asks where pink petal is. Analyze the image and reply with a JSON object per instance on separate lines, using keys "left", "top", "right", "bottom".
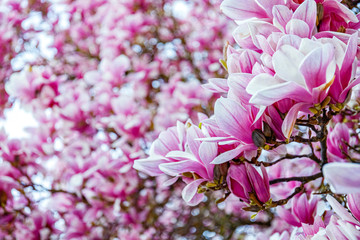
{"left": 227, "top": 164, "right": 252, "bottom": 201}
{"left": 282, "top": 102, "right": 312, "bottom": 139}
{"left": 277, "top": 34, "right": 302, "bottom": 50}
{"left": 198, "top": 142, "right": 217, "bottom": 178}
{"left": 246, "top": 162, "right": 270, "bottom": 203}
{"left": 159, "top": 160, "right": 208, "bottom": 179}
{"left": 133, "top": 157, "right": 169, "bottom": 176}
{"left": 196, "top": 136, "right": 237, "bottom": 142}
{"left": 326, "top": 195, "right": 359, "bottom": 225}
{"left": 272, "top": 5, "right": 293, "bottom": 31}
{"left": 286, "top": 19, "right": 310, "bottom": 38}
{"left": 246, "top": 73, "right": 282, "bottom": 96}
{"left": 248, "top": 21, "right": 281, "bottom": 49}
{"left": 256, "top": 0, "right": 286, "bottom": 18}
{"left": 292, "top": 0, "right": 317, "bottom": 37}
{"left": 323, "top": 162, "right": 360, "bottom": 194}
{"left": 228, "top": 73, "right": 254, "bottom": 104}
{"left": 322, "top": 0, "right": 358, "bottom": 24}
{"left": 248, "top": 80, "right": 312, "bottom": 106}
{"left": 165, "top": 151, "right": 198, "bottom": 161}
{"left": 163, "top": 176, "right": 179, "bottom": 186}
{"left": 347, "top": 193, "right": 360, "bottom": 222}
{"left": 273, "top": 45, "right": 305, "bottom": 85}
{"left": 340, "top": 33, "right": 358, "bottom": 88}
{"left": 302, "top": 216, "right": 326, "bottom": 236}
{"left": 278, "top": 207, "right": 301, "bottom": 227}
{"left": 187, "top": 125, "right": 204, "bottom": 160}
{"left": 203, "top": 78, "right": 229, "bottom": 93}
{"left": 182, "top": 179, "right": 206, "bottom": 205}
{"left": 338, "top": 76, "right": 360, "bottom": 103}
{"left": 214, "top": 98, "right": 253, "bottom": 143}
{"left": 220, "top": 0, "right": 267, "bottom": 21}
{"left": 299, "top": 43, "right": 335, "bottom": 92}
{"left": 211, "top": 144, "right": 256, "bottom": 164}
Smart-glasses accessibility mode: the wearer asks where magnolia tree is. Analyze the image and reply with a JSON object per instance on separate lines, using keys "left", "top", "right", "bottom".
{"left": 2, "top": 0, "right": 360, "bottom": 239}
{"left": 135, "top": 0, "right": 360, "bottom": 239}
{"left": 0, "top": 0, "right": 246, "bottom": 239}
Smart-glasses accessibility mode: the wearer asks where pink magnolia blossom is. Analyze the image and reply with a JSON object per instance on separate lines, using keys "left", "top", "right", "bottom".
{"left": 246, "top": 35, "right": 359, "bottom": 138}
{"left": 298, "top": 195, "right": 360, "bottom": 239}
{"left": 278, "top": 193, "right": 319, "bottom": 227}
{"left": 227, "top": 162, "right": 270, "bottom": 204}
{"left": 327, "top": 123, "right": 352, "bottom": 162}
{"left": 133, "top": 121, "right": 186, "bottom": 176}
{"left": 210, "top": 97, "right": 260, "bottom": 164}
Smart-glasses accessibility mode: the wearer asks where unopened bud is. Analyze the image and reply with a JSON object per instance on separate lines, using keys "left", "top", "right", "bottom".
{"left": 213, "top": 162, "right": 229, "bottom": 184}
{"left": 317, "top": 4, "right": 324, "bottom": 24}
{"left": 263, "top": 122, "right": 273, "bottom": 138}
{"left": 252, "top": 129, "right": 266, "bottom": 148}
{"left": 182, "top": 172, "right": 193, "bottom": 179}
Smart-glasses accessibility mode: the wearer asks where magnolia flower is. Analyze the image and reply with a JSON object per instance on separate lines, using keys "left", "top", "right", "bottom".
{"left": 133, "top": 121, "right": 186, "bottom": 176}
{"left": 299, "top": 195, "right": 360, "bottom": 239}
{"left": 226, "top": 162, "right": 270, "bottom": 204}
{"left": 229, "top": 0, "right": 318, "bottom": 50}
{"left": 327, "top": 123, "right": 351, "bottom": 162}
{"left": 209, "top": 97, "right": 260, "bottom": 164}
{"left": 135, "top": 121, "right": 219, "bottom": 206}
{"left": 246, "top": 34, "right": 359, "bottom": 138}
{"left": 278, "top": 193, "right": 319, "bottom": 227}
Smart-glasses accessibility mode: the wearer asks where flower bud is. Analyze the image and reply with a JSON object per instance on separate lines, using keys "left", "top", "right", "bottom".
{"left": 252, "top": 129, "right": 266, "bottom": 148}
{"left": 213, "top": 162, "right": 229, "bottom": 184}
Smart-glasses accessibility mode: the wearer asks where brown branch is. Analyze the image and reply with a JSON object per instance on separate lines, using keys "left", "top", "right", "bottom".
{"left": 269, "top": 172, "right": 323, "bottom": 185}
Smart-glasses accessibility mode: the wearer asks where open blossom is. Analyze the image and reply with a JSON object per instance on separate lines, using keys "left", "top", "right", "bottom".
{"left": 133, "top": 121, "right": 187, "bottom": 176}
{"left": 278, "top": 193, "right": 319, "bottom": 227}
{"left": 298, "top": 195, "right": 360, "bottom": 239}
{"left": 134, "top": 121, "right": 219, "bottom": 205}
{"left": 244, "top": 34, "right": 359, "bottom": 138}
{"left": 221, "top": 0, "right": 358, "bottom": 34}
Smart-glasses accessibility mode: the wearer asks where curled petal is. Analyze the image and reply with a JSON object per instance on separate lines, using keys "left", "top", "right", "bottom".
{"left": 182, "top": 179, "right": 207, "bottom": 206}
{"left": 282, "top": 102, "right": 312, "bottom": 139}
{"left": 133, "top": 157, "right": 169, "bottom": 176}
{"left": 220, "top": 0, "right": 267, "bottom": 21}
{"left": 211, "top": 144, "right": 257, "bottom": 164}
{"left": 159, "top": 160, "right": 208, "bottom": 179}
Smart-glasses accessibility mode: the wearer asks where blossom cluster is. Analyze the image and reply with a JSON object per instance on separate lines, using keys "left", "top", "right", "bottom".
{"left": 135, "top": 0, "right": 360, "bottom": 238}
